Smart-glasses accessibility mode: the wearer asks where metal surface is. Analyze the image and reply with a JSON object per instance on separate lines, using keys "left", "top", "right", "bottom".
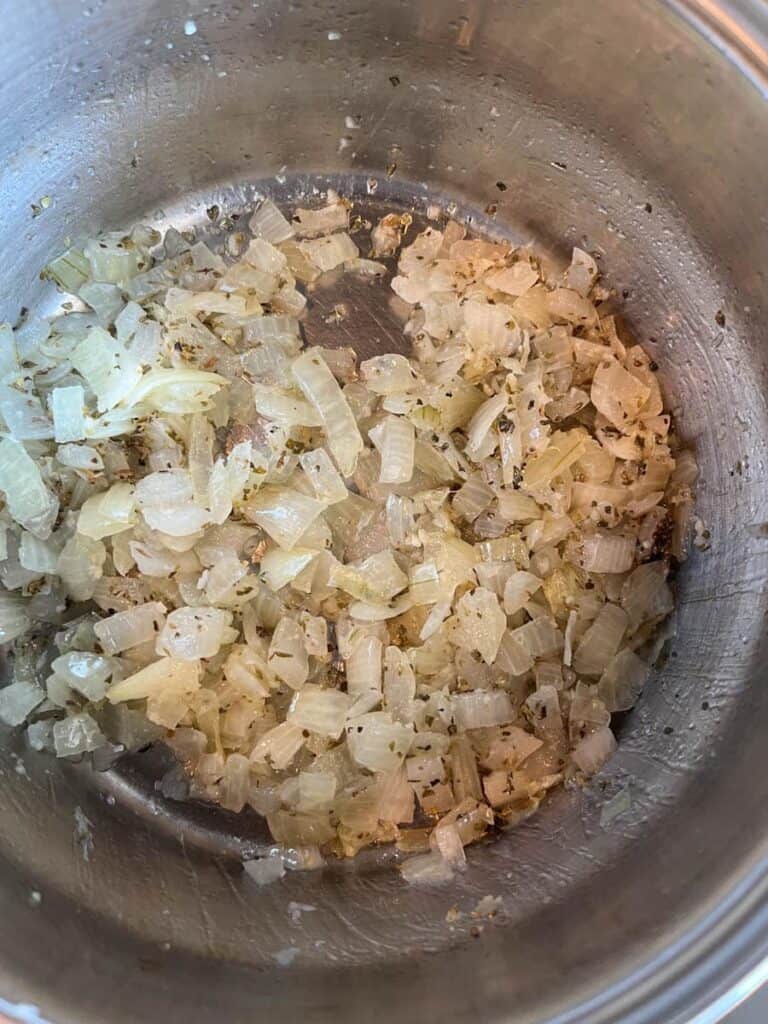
{"left": 0, "top": 1, "right": 767, "bottom": 1022}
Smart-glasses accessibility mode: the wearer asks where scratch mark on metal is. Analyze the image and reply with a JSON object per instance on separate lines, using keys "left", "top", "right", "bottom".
{"left": 180, "top": 834, "right": 216, "bottom": 956}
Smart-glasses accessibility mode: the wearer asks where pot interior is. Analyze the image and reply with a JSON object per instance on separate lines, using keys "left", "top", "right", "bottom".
{"left": 0, "top": 2, "right": 767, "bottom": 1023}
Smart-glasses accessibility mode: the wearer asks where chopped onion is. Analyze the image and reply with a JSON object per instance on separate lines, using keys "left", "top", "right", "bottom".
{"left": 78, "top": 483, "right": 137, "bottom": 540}
{"left": 287, "top": 686, "right": 350, "bottom": 739}
{"left": 591, "top": 357, "right": 651, "bottom": 430}
{"left": 299, "top": 232, "right": 358, "bottom": 272}
{"left": 19, "top": 531, "right": 59, "bottom": 574}
{"left": 268, "top": 619, "right": 309, "bottom": 690}
{"left": 0, "top": 386, "right": 53, "bottom": 441}
{"left": 245, "top": 487, "right": 325, "bottom": 550}
{"left": 250, "top": 722, "right": 305, "bottom": 770}
{"left": 563, "top": 247, "right": 598, "bottom": 297}
{"left": 330, "top": 551, "right": 408, "bottom": 603}
{"left": 0, "top": 680, "right": 45, "bottom": 726}
{"left": 95, "top": 601, "right": 166, "bottom": 655}
{"left": 57, "top": 535, "right": 106, "bottom": 601}
{"left": 400, "top": 850, "right": 454, "bottom": 885}
{"left": 571, "top": 725, "right": 617, "bottom": 776}
{"left": 383, "top": 646, "right": 416, "bottom": 723}
{"left": 53, "top": 713, "right": 106, "bottom": 757}
{"left": 453, "top": 691, "right": 514, "bottom": 731}
{"left": 454, "top": 587, "right": 506, "bottom": 664}
{"left": 465, "top": 393, "right": 508, "bottom": 459}
{"left": 369, "top": 415, "right": 415, "bottom": 484}
{"left": 260, "top": 547, "right": 318, "bottom": 591}
{"left": 621, "top": 561, "right": 674, "bottom": 632}
{"left": 581, "top": 530, "right": 636, "bottom": 574}
{"left": 360, "top": 354, "right": 419, "bottom": 395}
{"left": 345, "top": 712, "right": 413, "bottom": 773}
{"left": 599, "top": 648, "right": 650, "bottom": 712}
{"left": 51, "top": 385, "right": 86, "bottom": 443}
{"left": 452, "top": 474, "right": 494, "bottom": 521}
{"left": 3, "top": 194, "right": 689, "bottom": 871}
{"left": 293, "top": 201, "right": 349, "bottom": 238}
{"left": 300, "top": 448, "right": 348, "bottom": 504}
{"left": 345, "top": 635, "right": 383, "bottom": 699}
{"left": 292, "top": 350, "right": 363, "bottom": 477}
{"left": 0, "top": 438, "right": 59, "bottom": 539}
{"left": 157, "top": 607, "right": 234, "bottom": 661}
{"left": 52, "top": 651, "right": 114, "bottom": 701}
{"left": 573, "top": 603, "right": 629, "bottom": 677}
{"left": 249, "top": 198, "right": 295, "bottom": 243}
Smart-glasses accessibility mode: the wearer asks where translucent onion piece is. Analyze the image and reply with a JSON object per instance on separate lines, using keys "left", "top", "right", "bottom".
{"left": 287, "top": 686, "right": 350, "bottom": 739}
{"left": 330, "top": 551, "right": 408, "bottom": 603}
{"left": 53, "top": 713, "right": 106, "bottom": 757}
{"left": 253, "top": 384, "right": 323, "bottom": 428}
{"left": 293, "top": 202, "right": 349, "bottom": 238}
{"left": 260, "top": 547, "right": 318, "bottom": 591}
{"left": 621, "top": 561, "right": 674, "bottom": 632}
{"left": 581, "top": 530, "right": 636, "bottom": 574}
{"left": 0, "top": 680, "right": 45, "bottom": 726}
{"left": 52, "top": 652, "right": 114, "bottom": 701}
{"left": 57, "top": 535, "right": 106, "bottom": 601}
{"left": 453, "top": 691, "right": 514, "bottom": 732}
{"left": 369, "top": 414, "right": 415, "bottom": 484}
{"left": 383, "top": 646, "right": 416, "bottom": 723}
{"left": 454, "top": 587, "right": 506, "bottom": 664}
{"left": 300, "top": 449, "right": 348, "bottom": 504}
{"left": 19, "top": 532, "right": 59, "bottom": 574}
{"left": 571, "top": 725, "right": 617, "bottom": 776}
{"left": 157, "top": 607, "right": 234, "bottom": 661}
{"left": 465, "top": 393, "right": 508, "bottom": 459}
{"left": 563, "top": 247, "right": 598, "bottom": 297}
{"left": 71, "top": 328, "right": 142, "bottom": 412}
{"left": 299, "top": 232, "right": 358, "bottom": 272}
{"left": 249, "top": 198, "right": 296, "bottom": 243}
{"left": 0, "top": 438, "right": 59, "bottom": 539}
{"left": 503, "top": 571, "right": 543, "bottom": 615}
{"left": 208, "top": 442, "right": 253, "bottom": 525}
{"left": 43, "top": 246, "right": 91, "bottom": 292}
{"left": 245, "top": 487, "right": 325, "bottom": 551}
{"left": 573, "top": 603, "right": 629, "bottom": 677}
{"left": 510, "top": 617, "right": 563, "bottom": 659}
{"left": 292, "top": 350, "right": 363, "bottom": 477}
{"left": 268, "top": 619, "right": 310, "bottom": 690}
{"left": 450, "top": 735, "right": 483, "bottom": 802}
{"left": 51, "top": 385, "right": 86, "bottom": 443}
{"left": 107, "top": 657, "right": 200, "bottom": 703}
{"left": 598, "top": 648, "right": 650, "bottom": 712}
{"left": 486, "top": 261, "right": 539, "bottom": 297}
{"left": 84, "top": 233, "right": 144, "bottom": 283}
{"left": 345, "top": 635, "right": 383, "bottom": 699}
{"left": 546, "top": 288, "right": 598, "bottom": 327}
{"left": 494, "top": 630, "right": 534, "bottom": 676}
{"left": 591, "top": 357, "right": 651, "bottom": 431}
{"left": 452, "top": 474, "right": 494, "bottom": 521}
{"left": 0, "top": 386, "right": 53, "bottom": 440}
{"left": 250, "top": 722, "right": 305, "bottom": 770}
{"left": 360, "top": 354, "right": 419, "bottom": 395}
{"left": 522, "top": 430, "right": 585, "bottom": 491}
{"left": 78, "top": 483, "right": 137, "bottom": 540}
{"left": 345, "top": 713, "right": 414, "bottom": 773}
{"left": 122, "top": 368, "right": 226, "bottom": 415}
{"left": 400, "top": 851, "right": 454, "bottom": 885}
{"left": 95, "top": 602, "right": 166, "bottom": 655}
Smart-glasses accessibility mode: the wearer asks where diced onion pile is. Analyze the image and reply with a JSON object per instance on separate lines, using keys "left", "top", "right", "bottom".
{"left": 0, "top": 191, "right": 696, "bottom": 882}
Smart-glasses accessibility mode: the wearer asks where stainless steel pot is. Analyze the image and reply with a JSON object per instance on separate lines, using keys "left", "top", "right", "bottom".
{"left": 1, "top": 2, "right": 767, "bottom": 1022}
